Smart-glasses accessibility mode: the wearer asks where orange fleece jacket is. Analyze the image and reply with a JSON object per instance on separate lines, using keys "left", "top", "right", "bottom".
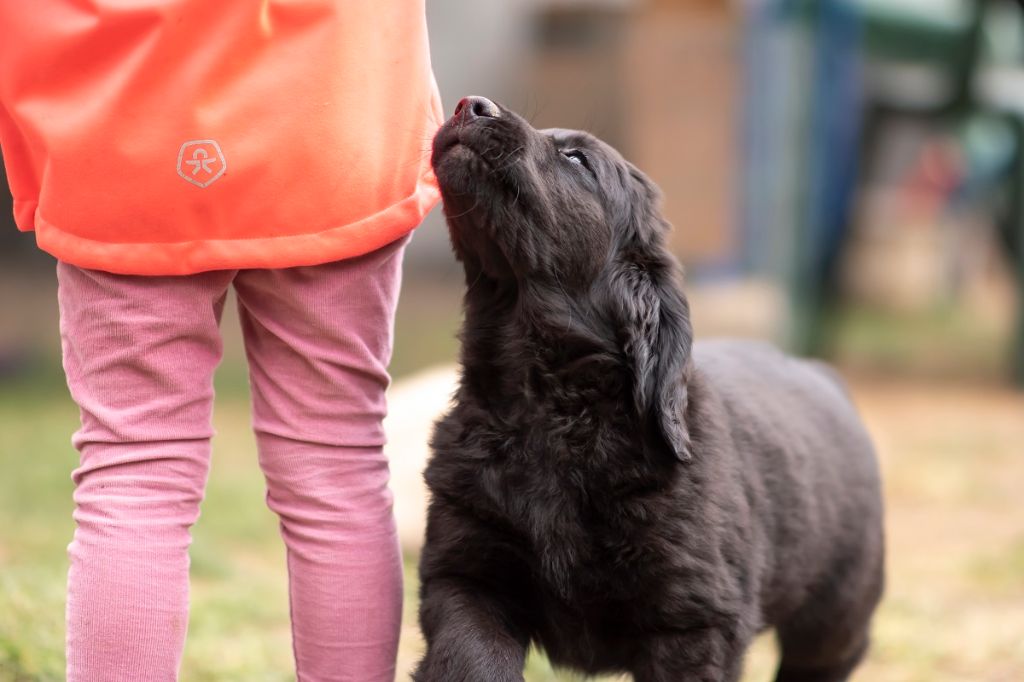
{"left": 0, "top": 1, "right": 442, "bottom": 275}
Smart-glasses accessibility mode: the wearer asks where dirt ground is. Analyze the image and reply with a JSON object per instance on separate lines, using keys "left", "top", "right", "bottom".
{"left": 842, "top": 378, "right": 1024, "bottom": 682}
{"left": 2, "top": 368, "right": 1023, "bottom": 681}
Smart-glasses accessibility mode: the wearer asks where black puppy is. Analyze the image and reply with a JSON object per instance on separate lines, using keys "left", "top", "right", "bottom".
{"left": 414, "top": 97, "right": 884, "bottom": 682}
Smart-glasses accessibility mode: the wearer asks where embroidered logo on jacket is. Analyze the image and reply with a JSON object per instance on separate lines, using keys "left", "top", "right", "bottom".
{"left": 176, "top": 140, "right": 227, "bottom": 188}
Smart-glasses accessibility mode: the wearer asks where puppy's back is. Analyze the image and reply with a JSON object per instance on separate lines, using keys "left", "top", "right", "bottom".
{"left": 693, "top": 339, "right": 870, "bottom": 464}
{"left": 692, "top": 339, "right": 883, "bottom": 622}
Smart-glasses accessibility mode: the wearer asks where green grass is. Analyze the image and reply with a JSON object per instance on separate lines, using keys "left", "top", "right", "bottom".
{"left": 0, "top": 380, "right": 634, "bottom": 681}
{"left": 831, "top": 302, "right": 1013, "bottom": 381}
{"left": 0, "top": 351, "right": 773, "bottom": 682}
{"left": 0, "top": 378, "right": 76, "bottom": 682}
{"left": 2, "top": 288, "right": 1023, "bottom": 680}
{"left": 5, "top": 374, "right": 1024, "bottom": 681}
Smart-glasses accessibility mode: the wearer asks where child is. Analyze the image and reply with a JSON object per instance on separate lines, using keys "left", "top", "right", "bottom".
{"left": 0, "top": 2, "right": 441, "bottom": 680}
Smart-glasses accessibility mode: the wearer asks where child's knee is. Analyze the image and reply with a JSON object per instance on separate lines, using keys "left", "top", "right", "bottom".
{"left": 72, "top": 440, "right": 210, "bottom": 543}
{"left": 259, "top": 441, "right": 396, "bottom": 536}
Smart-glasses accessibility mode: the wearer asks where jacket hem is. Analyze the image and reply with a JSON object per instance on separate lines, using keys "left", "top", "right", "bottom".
{"left": 32, "top": 179, "right": 440, "bottom": 275}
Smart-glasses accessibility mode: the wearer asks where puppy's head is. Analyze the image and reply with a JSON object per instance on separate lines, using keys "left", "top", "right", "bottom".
{"left": 433, "top": 97, "right": 649, "bottom": 286}
{"left": 432, "top": 97, "right": 693, "bottom": 462}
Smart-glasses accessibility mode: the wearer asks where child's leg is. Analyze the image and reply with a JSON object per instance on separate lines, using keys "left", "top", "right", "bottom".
{"left": 233, "top": 236, "right": 408, "bottom": 682}
{"left": 57, "top": 263, "right": 234, "bottom": 682}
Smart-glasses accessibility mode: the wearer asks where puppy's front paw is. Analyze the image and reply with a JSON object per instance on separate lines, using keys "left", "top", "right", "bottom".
{"left": 413, "top": 655, "right": 525, "bottom": 682}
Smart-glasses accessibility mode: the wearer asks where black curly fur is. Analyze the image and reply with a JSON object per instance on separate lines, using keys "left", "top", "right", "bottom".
{"left": 414, "top": 100, "right": 884, "bottom": 682}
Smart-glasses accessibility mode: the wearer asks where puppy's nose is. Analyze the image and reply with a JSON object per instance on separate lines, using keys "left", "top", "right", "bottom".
{"left": 454, "top": 96, "right": 500, "bottom": 121}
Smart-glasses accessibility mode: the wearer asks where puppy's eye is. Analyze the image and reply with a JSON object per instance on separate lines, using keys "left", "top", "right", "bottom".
{"left": 560, "top": 149, "right": 593, "bottom": 174}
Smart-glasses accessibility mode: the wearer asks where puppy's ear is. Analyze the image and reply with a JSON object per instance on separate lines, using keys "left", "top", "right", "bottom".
{"left": 612, "top": 170, "right": 694, "bottom": 462}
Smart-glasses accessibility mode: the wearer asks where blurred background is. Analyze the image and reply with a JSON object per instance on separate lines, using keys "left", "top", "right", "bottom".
{"left": 3, "top": 0, "right": 1024, "bottom": 679}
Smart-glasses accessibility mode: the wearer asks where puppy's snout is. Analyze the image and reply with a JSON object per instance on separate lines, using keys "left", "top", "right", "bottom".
{"left": 454, "top": 96, "right": 500, "bottom": 121}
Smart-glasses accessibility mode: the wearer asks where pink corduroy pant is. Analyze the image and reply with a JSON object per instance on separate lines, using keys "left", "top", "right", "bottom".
{"left": 56, "top": 236, "right": 408, "bottom": 682}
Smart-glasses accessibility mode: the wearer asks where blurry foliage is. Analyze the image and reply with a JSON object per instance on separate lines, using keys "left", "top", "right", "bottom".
{"left": 832, "top": 301, "right": 1013, "bottom": 381}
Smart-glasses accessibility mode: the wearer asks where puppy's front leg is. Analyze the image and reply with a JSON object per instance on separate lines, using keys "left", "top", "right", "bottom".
{"left": 633, "top": 626, "right": 746, "bottom": 682}
{"left": 413, "top": 578, "right": 528, "bottom": 682}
